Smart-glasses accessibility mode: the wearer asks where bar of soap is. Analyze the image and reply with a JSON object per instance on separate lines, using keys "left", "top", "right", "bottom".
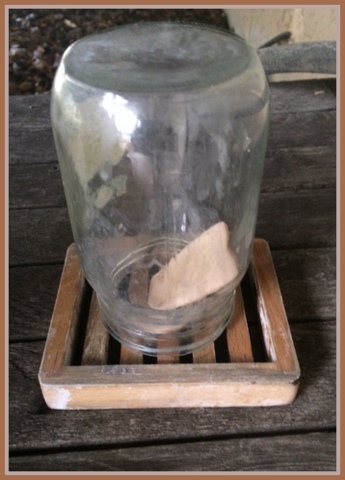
{"left": 148, "top": 222, "right": 239, "bottom": 310}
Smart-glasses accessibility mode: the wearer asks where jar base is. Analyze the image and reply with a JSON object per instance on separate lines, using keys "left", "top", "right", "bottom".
{"left": 98, "top": 290, "right": 236, "bottom": 357}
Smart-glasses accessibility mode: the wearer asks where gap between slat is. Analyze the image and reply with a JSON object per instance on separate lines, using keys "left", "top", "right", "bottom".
{"left": 226, "top": 287, "right": 254, "bottom": 362}
{"left": 81, "top": 292, "right": 109, "bottom": 366}
{"left": 251, "top": 239, "right": 299, "bottom": 373}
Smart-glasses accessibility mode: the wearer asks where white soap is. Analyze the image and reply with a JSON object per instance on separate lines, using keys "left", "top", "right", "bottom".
{"left": 148, "top": 221, "right": 239, "bottom": 310}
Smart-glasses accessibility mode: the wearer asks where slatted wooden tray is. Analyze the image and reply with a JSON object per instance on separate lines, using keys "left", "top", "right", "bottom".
{"left": 38, "top": 239, "right": 300, "bottom": 409}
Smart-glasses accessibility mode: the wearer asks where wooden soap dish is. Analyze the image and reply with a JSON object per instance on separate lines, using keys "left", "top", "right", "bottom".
{"left": 38, "top": 239, "right": 300, "bottom": 409}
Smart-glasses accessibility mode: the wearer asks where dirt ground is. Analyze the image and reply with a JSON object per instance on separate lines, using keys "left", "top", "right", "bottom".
{"left": 9, "top": 8, "right": 230, "bottom": 95}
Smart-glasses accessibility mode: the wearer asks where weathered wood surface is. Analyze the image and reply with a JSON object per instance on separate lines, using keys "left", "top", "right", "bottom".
{"left": 8, "top": 80, "right": 336, "bottom": 166}
{"left": 267, "top": 110, "right": 335, "bottom": 150}
{"left": 8, "top": 80, "right": 335, "bottom": 129}
{"left": 267, "top": 79, "right": 336, "bottom": 113}
{"left": 9, "top": 109, "right": 336, "bottom": 165}
{"left": 9, "top": 163, "right": 66, "bottom": 209}
{"left": 9, "top": 207, "right": 73, "bottom": 266}
{"left": 262, "top": 146, "right": 335, "bottom": 193}
{"left": 9, "top": 431, "right": 336, "bottom": 472}
{"left": 36, "top": 239, "right": 299, "bottom": 410}
{"left": 9, "top": 248, "right": 336, "bottom": 343}
{"left": 8, "top": 79, "right": 337, "bottom": 471}
{"left": 9, "top": 145, "right": 335, "bottom": 209}
{"left": 8, "top": 189, "right": 336, "bottom": 267}
{"left": 9, "top": 321, "right": 336, "bottom": 452}
{"left": 9, "top": 264, "right": 63, "bottom": 342}
{"left": 257, "top": 189, "right": 336, "bottom": 249}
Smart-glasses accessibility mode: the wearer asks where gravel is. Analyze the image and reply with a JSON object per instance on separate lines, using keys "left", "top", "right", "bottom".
{"left": 9, "top": 8, "right": 231, "bottom": 95}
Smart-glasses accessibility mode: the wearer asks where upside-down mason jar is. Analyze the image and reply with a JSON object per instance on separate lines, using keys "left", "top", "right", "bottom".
{"left": 51, "top": 22, "right": 269, "bottom": 356}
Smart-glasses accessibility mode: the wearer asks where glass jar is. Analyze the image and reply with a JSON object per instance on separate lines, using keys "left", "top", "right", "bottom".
{"left": 51, "top": 22, "right": 269, "bottom": 356}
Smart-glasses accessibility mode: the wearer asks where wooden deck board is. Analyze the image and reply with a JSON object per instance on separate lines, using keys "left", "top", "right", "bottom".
{"left": 8, "top": 431, "right": 336, "bottom": 472}
{"left": 9, "top": 248, "right": 336, "bottom": 342}
{"left": 9, "top": 321, "right": 336, "bottom": 451}
{"left": 8, "top": 78, "right": 337, "bottom": 470}
{"left": 9, "top": 145, "right": 336, "bottom": 207}
{"left": 9, "top": 190, "right": 336, "bottom": 267}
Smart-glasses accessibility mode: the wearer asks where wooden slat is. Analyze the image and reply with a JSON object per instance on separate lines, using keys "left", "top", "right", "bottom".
{"left": 120, "top": 345, "right": 143, "bottom": 365}
{"left": 226, "top": 287, "right": 254, "bottom": 363}
{"left": 9, "top": 110, "right": 336, "bottom": 166}
{"left": 9, "top": 207, "right": 73, "bottom": 266}
{"left": 81, "top": 293, "right": 108, "bottom": 366}
{"left": 38, "top": 369, "right": 298, "bottom": 409}
{"left": 128, "top": 268, "right": 149, "bottom": 307}
{"left": 251, "top": 240, "right": 300, "bottom": 373}
{"left": 9, "top": 190, "right": 336, "bottom": 267}
{"left": 8, "top": 109, "right": 336, "bottom": 172}
{"left": 268, "top": 79, "right": 336, "bottom": 113}
{"left": 37, "top": 239, "right": 301, "bottom": 409}
{"left": 272, "top": 248, "right": 336, "bottom": 321}
{"left": 7, "top": 43, "right": 337, "bottom": 476}
{"left": 9, "top": 264, "right": 63, "bottom": 342}
{"left": 261, "top": 145, "right": 336, "bottom": 194}
{"left": 9, "top": 146, "right": 335, "bottom": 210}
{"left": 8, "top": 80, "right": 335, "bottom": 132}
{"left": 9, "top": 163, "right": 66, "bottom": 209}
{"left": 38, "top": 244, "right": 84, "bottom": 375}
{"left": 8, "top": 431, "right": 336, "bottom": 472}
{"left": 126, "top": 263, "right": 180, "bottom": 363}
{"left": 9, "top": 93, "right": 51, "bottom": 128}
{"left": 9, "top": 322, "right": 336, "bottom": 450}
{"left": 256, "top": 188, "right": 336, "bottom": 250}
{"left": 193, "top": 342, "right": 216, "bottom": 363}
{"left": 8, "top": 248, "right": 336, "bottom": 343}
{"left": 156, "top": 347, "right": 180, "bottom": 364}
{"left": 267, "top": 110, "right": 335, "bottom": 150}
{"left": 118, "top": 266, "right": 147, "bottom": 364}
{"left": 9, "top": 126, "right": 57, "bottom": 164}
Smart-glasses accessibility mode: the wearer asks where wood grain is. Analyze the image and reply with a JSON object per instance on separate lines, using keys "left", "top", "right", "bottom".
{"left": 9, "top": 248, "right": 336, "bottom": 343}
{"left": 9, "top": 163, "right": 66, "bottom": 209}
{"left": 8, "top": 79, "right": 337, "bottom": 471}
{"left": 9, "top": 320, "right": 336, "bottom": 449}
{"left": 226, "top": 287, "right": 254, "bottom": 362}
{"left": 9, "top": 146, "right": 335, "bottom": 210}
{"left": 81, "top": 293, "right": 109, "bottom": 366}
{"left": 128, "top": 267, "right": 149, "bottom": 307}
{"left": 266, "top": 110, "right": 336, "bottom": 150}
{"left": 262, "top": 146, "right": 335, "bottom": 194}
{"left": 251, "top": 240, "right": 299, "bottom": 372}
{"left": 272, "top": 248, "right": 336, "bottom": 322}
{"left": 8, "top": 431, "right": 336, "bottom": 471}
{"left": 9, "top": 264, "right": 63, "bottom": 342}
{"left": 36, "top": 240, "right": 299, "bottom": 409}
{"left": 38, "top": 244, "right": 84, "bottom": 375}
{"left": 119, "top": 345, "right": 143, "bottom": 365}
{"left": 8, "top": 80, "right": 335, "bottom": 132}
{"left": 256, "top": 188, "right": 336, "bottom": 250}
{"left": 118, "top": 267, "right": 147, "bottom": 364}
{"left": 9, "top": 207, "right": 73, "bottom": 266}
{"left": 9, "top": 190, "right": 335, "bottom": 267}
{"left": 9, "top": 110, "right": 336, "bottom": 167}
{"left": 9, "top": 126, "right": 57, "bottom": 164}
{"left": 193, "top": 342, "right": 216, "bottom": 363}
{"left": 9, "top": 92, "right": 51, "bottom": 128}
{"left": 268, "top": 80, "right": 335, "bottom": 113}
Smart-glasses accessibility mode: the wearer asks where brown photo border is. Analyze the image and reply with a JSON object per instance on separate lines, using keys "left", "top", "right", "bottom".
{"left": 1, "top": 0, "right": 342, "bottom": 478}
